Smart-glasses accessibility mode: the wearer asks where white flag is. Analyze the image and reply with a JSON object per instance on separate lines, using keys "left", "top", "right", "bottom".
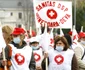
{"left": 72, "top": 25, "right": 78, "bottom": 42}
{"left": 0, "top": 27, "right": 6, "bottom": 53}
{"left": 37, "top": 26, "right": 42, "bottom": 36}
{"left": 39, "top": 23, "right": 49, "bottom": 52}
{"left": 80, "top": 26, "right": 83, "bottom": 32}
{"left": 60, "top": 28, "right": 64, "bottom": 36}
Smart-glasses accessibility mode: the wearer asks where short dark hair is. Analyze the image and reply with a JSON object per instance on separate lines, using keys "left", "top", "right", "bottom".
{"left": 64, "top": 34, "right": 72, "bottom": 46}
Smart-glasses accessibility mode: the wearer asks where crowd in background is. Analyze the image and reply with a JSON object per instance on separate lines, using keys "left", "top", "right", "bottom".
{"left": 0, "top": 24, "right": 85, "bottom": 70}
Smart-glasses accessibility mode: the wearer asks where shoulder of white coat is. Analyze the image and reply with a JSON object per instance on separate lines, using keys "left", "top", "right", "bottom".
{"left": 74, "top": 42, "right": 84, "bottom": 50}
{"left": 67, "top": 48, "right": 74, "bottom": 54}
{"left": 74, "top": 44, "right": 84, "bottom": 53}
{"left": 25, "top": 45, "right": 32, "bottom": 51}
{"left": 26, "top": 45, "right": 32, "bottom": 49}
{"left": 72, "top": 41, "right": 81, "bottom": 49}
{"left": 67, "top": 48, "right": 74, "bottom": 51}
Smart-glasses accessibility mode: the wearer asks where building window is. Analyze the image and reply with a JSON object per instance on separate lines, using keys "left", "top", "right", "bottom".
{"left": 18, "top": 12, "right": 22, "bottom": 19}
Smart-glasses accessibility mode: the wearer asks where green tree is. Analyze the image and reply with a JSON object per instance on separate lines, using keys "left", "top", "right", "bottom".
{"left": 76, "top": 0, "right": 85, "bottom": 32}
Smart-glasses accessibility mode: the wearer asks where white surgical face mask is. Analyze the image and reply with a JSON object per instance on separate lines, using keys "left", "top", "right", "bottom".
{"left": 31, "top": 46, "right": 39, "bottom": 50}
{"left": 80, "top": 40, "right": 85, "bottom": 45}
{"left": 13, "top": 36, "right": 21, "bottom": 44}
{"left": 56, "top": 46, "right": 64, "bottom": 52}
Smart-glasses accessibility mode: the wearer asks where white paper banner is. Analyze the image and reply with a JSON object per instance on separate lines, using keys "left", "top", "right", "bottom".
{"left": 33, "top": 0, "right": 72, "bottom": 29}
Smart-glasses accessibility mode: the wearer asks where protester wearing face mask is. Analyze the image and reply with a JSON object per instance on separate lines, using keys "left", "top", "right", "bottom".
{"left": 30, "top": 38, "right": 40, "bottom": 50}
{"left": 30, "top": 37, "right": 45, "bottom": 70}
{"left": 2, "top": 27, "right": 36, "bottom": 70}
{"left": 74, "top": 32, "right": 85, "bottom": 70}
{"left": 45, "top": 36, "right": 79, "bottom": 70}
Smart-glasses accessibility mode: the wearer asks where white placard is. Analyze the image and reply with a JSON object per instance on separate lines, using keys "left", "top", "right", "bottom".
{"left": 33, "top": 0, "right": 72, "bottom": 29}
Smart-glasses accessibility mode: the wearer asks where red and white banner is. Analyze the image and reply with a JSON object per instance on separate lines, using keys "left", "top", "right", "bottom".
{"left": 33, "top": 0, "right": 72, "bottom": 29}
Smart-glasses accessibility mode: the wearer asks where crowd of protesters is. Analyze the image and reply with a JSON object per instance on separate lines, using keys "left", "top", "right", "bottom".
{"left": 0, "top": 24, "right": 85, "bottom": 70}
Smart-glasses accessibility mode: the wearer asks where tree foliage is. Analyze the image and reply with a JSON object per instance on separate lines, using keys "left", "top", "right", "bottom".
{"left": 76, "top": 0, "right": 85, "bottom": 32}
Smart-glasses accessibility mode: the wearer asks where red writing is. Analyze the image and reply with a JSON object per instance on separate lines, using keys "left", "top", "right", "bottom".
{"left": 57, "top": 3, "right": 68, "bottom": 12}
{"left": 36, "top": 13, "right": 59, "bottom": 27}
{"left": 59, "top": 14, "right": 71, "bottom": 24}
{"left": 36, "top": 1, "right": 55, "bottom": 11}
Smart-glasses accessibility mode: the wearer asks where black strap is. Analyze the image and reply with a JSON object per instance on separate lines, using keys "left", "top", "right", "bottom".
{"left": 81, "top": 49, "right": 85, "bottom": 60}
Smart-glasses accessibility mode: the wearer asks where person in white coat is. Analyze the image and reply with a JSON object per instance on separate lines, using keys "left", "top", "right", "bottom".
{"left": 47, "top": 36, "right": 79, "bottom": 70}
{"left": 2, "top": 27, "right": 36, "bottom": 70}
{"left": 74, "top": 32, "right": 85, "bottom": 70}
{"left": 30, "top": 37, "right": 45, "bottom": 70}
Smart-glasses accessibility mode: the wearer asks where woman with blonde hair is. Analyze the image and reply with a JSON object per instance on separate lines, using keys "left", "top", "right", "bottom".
{"left": 0, "top": 25, "right": 14, "bottom": 70}
{"left": 2, "top": 25, "right": 13, "bottom": 44}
